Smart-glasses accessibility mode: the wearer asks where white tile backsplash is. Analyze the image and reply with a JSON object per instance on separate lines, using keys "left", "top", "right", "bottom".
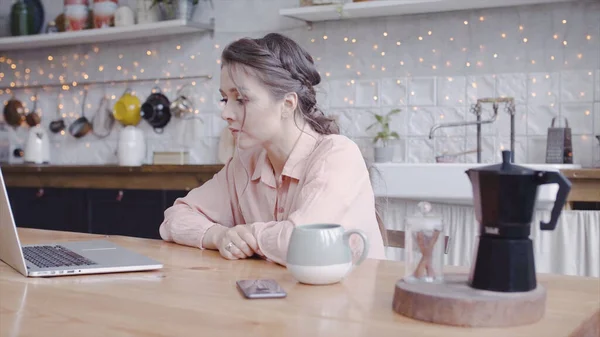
{"left": 408, "top": 107, "right": 436, "bottom": 137}
{"left": 561, "top": 103, "right": 594, "bottom": 135}
{"left": 408, "top": 77, "right": 436, "bottom": 106}
{"left": 571, "top": 135, "right": 594, "bottom": 168}
{"left": 380, "top": 78, "right": 408, "bottom": 107}
{"left": 466, "top": 75, "right": 496, "bottom": 105}
{"left": 496, "top": 73, "right": 527, "bottom": 105}
{"left": 1, "top": 1, "right": 598, "bottom": 166}
{"left": 527, "top": 104, "right": 560, "bottom": 136}
{"left": 560, "top": 70, "right": 595, "bottom": 103}
{"left": 437, "top": 76, "right": 466, "bottom": 107}
{"left": 407, "top": 138, "right": 434, "bottom": 163}
{"left": 355, "top": 80, "right": 380, "bottom": 108}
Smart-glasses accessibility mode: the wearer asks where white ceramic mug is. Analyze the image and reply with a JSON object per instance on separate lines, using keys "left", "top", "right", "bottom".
{"left": 286, "top": 224, "right": 369, "bottom": 285}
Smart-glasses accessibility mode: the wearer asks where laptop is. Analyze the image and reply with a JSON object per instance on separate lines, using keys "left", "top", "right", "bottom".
{"left": 0, "top": 169, "right": 163, "bottom": 277}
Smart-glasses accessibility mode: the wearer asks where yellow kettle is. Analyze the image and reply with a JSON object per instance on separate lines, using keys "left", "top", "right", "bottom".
{"left": 113, "top": 89, "right": 141, "bottom": 126}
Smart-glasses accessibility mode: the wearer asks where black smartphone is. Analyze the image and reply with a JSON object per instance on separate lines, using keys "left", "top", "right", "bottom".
{"left": 236, "top": 279, "right": 287, "bottom": 299}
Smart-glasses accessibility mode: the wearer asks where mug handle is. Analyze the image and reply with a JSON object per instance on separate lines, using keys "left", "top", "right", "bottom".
{"left": 343, "top": 229, "right": 369, "bottom": 266}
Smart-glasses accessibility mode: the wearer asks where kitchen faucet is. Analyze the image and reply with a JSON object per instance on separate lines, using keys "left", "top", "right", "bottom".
{"left": 429, "top": 97, "right": 515, "bottom": 163}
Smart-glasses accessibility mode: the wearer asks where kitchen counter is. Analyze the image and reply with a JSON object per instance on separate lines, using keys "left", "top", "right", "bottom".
{"left": 1, "top": 228, "right": 598, "bottom": 337}
{"left": 0, "top": 164, "right": 224, "bottom": 190}
{"left": 1, "top": 164, "right": 599, "bottom": 205}
{"left": 561, "top": 169, "right": 600, "bottom": 205}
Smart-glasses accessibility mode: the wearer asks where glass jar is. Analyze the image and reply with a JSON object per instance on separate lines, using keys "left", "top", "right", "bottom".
{"left": 403, "top": 201, "right": 445, "bottom": 283}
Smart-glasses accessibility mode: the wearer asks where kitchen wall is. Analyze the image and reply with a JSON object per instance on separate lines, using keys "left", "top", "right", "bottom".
{"left": 1, "top": 0, "right": 599, "bottom": 166}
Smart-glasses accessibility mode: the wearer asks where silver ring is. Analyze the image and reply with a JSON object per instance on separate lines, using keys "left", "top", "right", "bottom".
{"left": 225, "top": 242, "right": 234, "bottom": 252}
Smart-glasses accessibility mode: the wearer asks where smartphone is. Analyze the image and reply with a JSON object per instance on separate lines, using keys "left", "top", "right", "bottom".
{"left": 236, "top": 279, "right": 287, "bottom": 299}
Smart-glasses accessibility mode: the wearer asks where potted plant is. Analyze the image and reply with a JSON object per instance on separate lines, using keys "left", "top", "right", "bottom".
{"left": 151, "top": 0, "right": 199, "bottom": 20}
{"left": 366, "top": 108, "right": 400, "bottom": 163}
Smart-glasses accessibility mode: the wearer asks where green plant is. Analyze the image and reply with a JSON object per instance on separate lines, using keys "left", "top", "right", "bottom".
{"left": 366, "top": 108, "right": 401, "bottom": 147}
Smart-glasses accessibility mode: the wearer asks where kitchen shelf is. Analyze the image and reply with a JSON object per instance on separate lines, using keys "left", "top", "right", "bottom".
{"left": 0, "top": 19, "right": 213, "bottom": 52}
{"left": 280, "top": 0, "right": 574, "bottom": 22}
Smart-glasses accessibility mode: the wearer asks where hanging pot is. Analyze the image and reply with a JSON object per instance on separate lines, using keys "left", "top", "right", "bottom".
{"left": 25, "top": 90, "right": 41, "bottom": 127}
{"left": 3, "top": 96, "right": 26, "bottom": 127}
{"left": 141, "top": 86, "right": 171, "bottom": 134}
{"left": 49, "top": 92, "right": 66, "bottom": 133}
{"left": 68, "top": 89, "right": 93, "bottom": 138}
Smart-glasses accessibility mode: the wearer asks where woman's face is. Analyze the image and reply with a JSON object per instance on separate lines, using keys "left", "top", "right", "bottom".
{"left": 219, "top": 65, "right": 285, "bottom": 150}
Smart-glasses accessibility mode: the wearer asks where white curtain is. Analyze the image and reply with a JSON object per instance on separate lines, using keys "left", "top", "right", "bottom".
{"left": 379, "top": 198, "right": 600, "bottom": 278}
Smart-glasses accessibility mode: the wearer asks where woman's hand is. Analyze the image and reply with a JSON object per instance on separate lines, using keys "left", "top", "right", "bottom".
{"left": 217, "top": 225, "right": 263, "bottom": 260}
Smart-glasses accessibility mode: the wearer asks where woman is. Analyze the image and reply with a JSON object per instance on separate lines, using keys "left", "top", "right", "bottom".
{"left": 159, "top": 33, "right": 386, "bottom": 266}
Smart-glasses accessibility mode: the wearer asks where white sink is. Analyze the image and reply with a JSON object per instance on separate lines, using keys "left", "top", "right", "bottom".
{"left": 369, "top": 162, "right": 581, "bottom": 209}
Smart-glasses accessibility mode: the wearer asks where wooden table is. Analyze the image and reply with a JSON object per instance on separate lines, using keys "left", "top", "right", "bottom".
{"left": 1, "top": 228, "right": 599, "bottom": 337}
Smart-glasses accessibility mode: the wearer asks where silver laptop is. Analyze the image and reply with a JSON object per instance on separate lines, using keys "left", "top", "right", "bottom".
{"left": 0, "top": 169, "right": 163, "bottom": 277}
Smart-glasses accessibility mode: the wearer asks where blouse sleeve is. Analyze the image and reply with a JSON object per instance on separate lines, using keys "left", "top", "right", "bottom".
{"left": 159, "top": 160, "right": 237, "bottom": 249}
{"left": 249, "top": 139, "right": 373, "bottom": 266}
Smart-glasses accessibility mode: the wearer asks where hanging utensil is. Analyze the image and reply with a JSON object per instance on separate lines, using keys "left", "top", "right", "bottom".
{"left": 25, "top": 90, "right": 41, "bottom": 127}
{"left": 3, "top": 94, "right": 25, "bottom": 127}
{"left": 170, "top": 83, "right": 195, "bottom": 118}
{"left": 68, "top": 89, "right": 93, "bottom": 138}
{"left": 91, "top": 95, "right": 114, "bottom": 138}
{"left": 49, "top": 91, "right": 66, "bottom": 133}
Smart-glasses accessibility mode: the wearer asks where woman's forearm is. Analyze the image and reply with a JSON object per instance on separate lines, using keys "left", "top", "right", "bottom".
{"left": 201, "top": 224, "right": 229, "bottom": 250}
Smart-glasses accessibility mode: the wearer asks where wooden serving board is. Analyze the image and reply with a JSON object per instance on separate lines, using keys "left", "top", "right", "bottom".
{"left": 392, "top": 273, "right": 547, "bottom": 328}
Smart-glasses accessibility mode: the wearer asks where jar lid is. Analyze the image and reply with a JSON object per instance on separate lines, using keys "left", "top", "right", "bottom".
{"left": 405, "top": 201, "right": 442, "bottom": 231}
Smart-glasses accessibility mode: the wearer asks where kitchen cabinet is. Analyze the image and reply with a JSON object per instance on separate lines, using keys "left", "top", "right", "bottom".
{"left": 5, "top": 187, "right": 193, "bottom": 240}
{"left": 6, "top": 187, "right": 88, "bottom": 234}
{"left": 87, "top": 189, "right": 165, "bottom": 239}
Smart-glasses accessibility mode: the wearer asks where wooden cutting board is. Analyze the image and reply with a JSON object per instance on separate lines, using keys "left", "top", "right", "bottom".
{"left": 392, "top": 273, "right": 546, "bottom": 328}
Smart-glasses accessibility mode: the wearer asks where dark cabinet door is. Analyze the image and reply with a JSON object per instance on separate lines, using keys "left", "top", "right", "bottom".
{"left": 5, "top": 187, "right": 88, "bottom": 233}
{"left": 87, "top": 189, "right": 164, "bottom": 239}
{"left": 164, "top": 190, "right": 190, "bottom": 209}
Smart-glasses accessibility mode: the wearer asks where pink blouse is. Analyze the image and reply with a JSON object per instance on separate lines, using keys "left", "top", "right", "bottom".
{"left": 159, "top": 127, "right": 387, "bottom": 266}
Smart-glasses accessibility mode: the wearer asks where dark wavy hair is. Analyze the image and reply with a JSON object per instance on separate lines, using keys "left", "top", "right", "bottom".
{"left": 220, "top": 32, "right": 339, "bottom": 135}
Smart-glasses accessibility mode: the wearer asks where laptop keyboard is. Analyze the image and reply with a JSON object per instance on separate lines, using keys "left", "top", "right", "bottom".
{"left": 23, "top": 245, "right": 98, "bottom": 269}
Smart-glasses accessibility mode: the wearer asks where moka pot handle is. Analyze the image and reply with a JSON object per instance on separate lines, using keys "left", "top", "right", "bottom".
{"left": 535, "top": 170, "right": 572, "bottom": 230}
